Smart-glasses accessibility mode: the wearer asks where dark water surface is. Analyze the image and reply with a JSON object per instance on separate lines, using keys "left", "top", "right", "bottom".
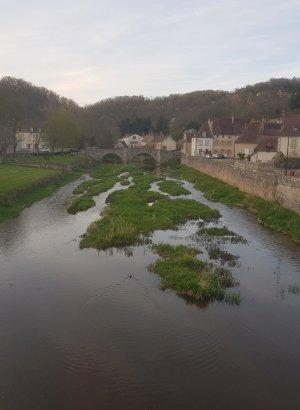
{"left": 0, "top": 175, "right": 299, "bottom": 410}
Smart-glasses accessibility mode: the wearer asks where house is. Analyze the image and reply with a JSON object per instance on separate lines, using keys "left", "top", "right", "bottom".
{"left": 120, "top": 134, "right": 145, "bottom": 148}
{"left": 277, "top": 114, "right": 300, "bottom": 159}
{"left": 154, "top": 135, "right": 177, "bottom": 151}
{"left": 190, "top": 129, "right": 213, "bottom": 156}
{"left": 235, "top": 119, "right": 282, "bottom": 161}
{"left": 191, "top": 120, "right": 218, "bottom": 156}
{"left": 209, "top": 117, "right": 251, "bottom": 157}
{"left": 182, "top": 129, "right": 198, "bottom": 156}
{"left": 15, "top": 127, "right": 48, "bottom": 153}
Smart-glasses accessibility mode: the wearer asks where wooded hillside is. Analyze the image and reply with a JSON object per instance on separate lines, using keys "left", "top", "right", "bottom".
{"left": 1, "top": 76, "right": 300, "bottom": 150}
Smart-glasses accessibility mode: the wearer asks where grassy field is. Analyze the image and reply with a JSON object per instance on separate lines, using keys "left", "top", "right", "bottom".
{"left": 169, "top": 164, "right": 300, "bottom": 244}
{"left": 149, "top": 244, "right": 240, "bottom": 306}
{"left": 0, "top": 163, "right": 81, "bottom": 222}
{"left": 0, "top": 164, "right": 60, "bottom": 193}
{"left": 4, "top": 153, "right": 89, "bottom": 166}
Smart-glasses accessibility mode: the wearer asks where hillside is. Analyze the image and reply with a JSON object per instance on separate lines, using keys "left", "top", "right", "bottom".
{"left": 1, "top": 76, "right": 300, "bottom": 149}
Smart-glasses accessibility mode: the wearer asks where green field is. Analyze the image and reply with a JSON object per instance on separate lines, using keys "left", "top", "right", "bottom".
{"left": 3, "top": 153, "right": 90, "bottom": 169}
{"left": 0, "top": 164, "right": 60, "bottom": 193}
{"left": 0, "top": 163, "right": 81, "bottom": 221}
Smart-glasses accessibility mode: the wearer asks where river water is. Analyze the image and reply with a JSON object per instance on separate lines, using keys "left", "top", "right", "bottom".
{"left": 0, "top": 174, "right": 299, "bottom": 410}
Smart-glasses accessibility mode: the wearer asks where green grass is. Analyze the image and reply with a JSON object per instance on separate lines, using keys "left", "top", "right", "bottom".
{"left": 73, "top": 179, "right": 101, "bottom": 195}
{"left": 4, "top": 153, "right": 89, "bottom": 166}
{"left": 158, "top": 180, "right": 190, "bottom": 196}
{"left": 68, "top": 176, "right": 120, "bottom": 214}
{"left": 80, "top": 172, "right": 220, "bottom": 249}
{"left": 67, "top": 196, "right": 96, "bottom": 214}
{"left": 0, "top": 164, "right": 81, "bottom": 221}
{"left": 67, "top": 164, "right": 139, "bottom": 214}
{"left": 150, "top": 244, "right": 240, "bottom": 306}
{"left": 120, "top": 179, "right": 130, "bottom": 186}
{"left": 83, "top": 176, "right": 119, "bottom": 197}
{"left": 207, "top": 246, "right": 239, "bottom": 267}
{"left": 170, "top": 165, "right": 300, "bottom": 244}
{"left": 0, "top": 164, "right": 60, "bottom": 193}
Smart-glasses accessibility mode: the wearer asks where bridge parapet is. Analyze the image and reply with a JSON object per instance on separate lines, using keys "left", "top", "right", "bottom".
{"left": 84, "top": 147, "right": 181, "bottom": 164}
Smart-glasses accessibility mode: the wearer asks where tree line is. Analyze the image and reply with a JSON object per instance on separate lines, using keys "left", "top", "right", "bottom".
{"left": 1, "top": 76, "right": 300, "bottom": 154}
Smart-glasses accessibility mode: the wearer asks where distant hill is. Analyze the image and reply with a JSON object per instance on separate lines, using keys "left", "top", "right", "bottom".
{"left": 1, "top": 76, "right": 300, "bottom": 148}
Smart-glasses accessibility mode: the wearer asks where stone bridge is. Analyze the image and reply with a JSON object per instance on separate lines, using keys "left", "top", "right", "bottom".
{"left": 84, "top": 147, "right": 181, "bottom": 164}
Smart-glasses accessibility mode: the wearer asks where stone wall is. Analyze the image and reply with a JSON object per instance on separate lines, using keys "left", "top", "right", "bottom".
{"left": 182, "top": 156, "right": 300, "bottom": 215}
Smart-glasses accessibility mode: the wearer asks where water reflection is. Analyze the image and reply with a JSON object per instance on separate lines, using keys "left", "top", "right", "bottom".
{"left": 0, "top": 174, "right": 299, "bottom": 409}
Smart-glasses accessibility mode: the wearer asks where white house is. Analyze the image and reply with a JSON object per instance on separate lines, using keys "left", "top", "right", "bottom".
{"left": 191, "top": 131, "right": 213, "bottom": 156}
{"left": 120, "top": 134, "right": 145, "bottom": 148}
{"left": 15, "top": 127, "right": 48, "bottom": 153}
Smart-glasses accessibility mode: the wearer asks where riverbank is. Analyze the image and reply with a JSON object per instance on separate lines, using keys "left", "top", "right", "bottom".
{"left": 182, "top": 155, "right": 300, "bottom": 215}
{"left": 169, "top": 163, "right": 300, "bottom": 245}
{"left": 0, "top": 157, "right": 87, "bottom": 222}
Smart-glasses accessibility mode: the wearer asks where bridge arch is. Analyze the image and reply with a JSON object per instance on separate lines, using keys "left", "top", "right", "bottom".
{"left": 102, "top": 152, "right": 123, "bottom": 164}
{"left": 130, "top": 152, "right": 157, "bottom": 164}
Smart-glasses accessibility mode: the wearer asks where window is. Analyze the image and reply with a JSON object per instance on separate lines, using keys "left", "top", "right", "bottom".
{"left": 290, "top": 138, "right": 297, "bottom": 149}
{"left": 205, "top": 140, "right": 209, "bottom": 146}
{"left": 132, "top": 135, "right": 136, "bottom": 140}
{"left": 199, "top": 139, "right": 203, "bottom": 146}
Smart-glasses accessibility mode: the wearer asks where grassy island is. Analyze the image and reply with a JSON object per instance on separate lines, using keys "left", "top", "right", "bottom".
{"left": 158, "top": 180, "right": 190, "bottom": 196}
{"left": 80, "top": 167, "right": 220, "bottom": 249}
{"left": 149, "top": 244, "right": 240, "bottom": 306}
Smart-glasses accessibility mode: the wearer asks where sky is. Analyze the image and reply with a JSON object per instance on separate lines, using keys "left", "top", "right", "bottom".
{"left": 0, "top": 0, "right": 300, "bottom": 105}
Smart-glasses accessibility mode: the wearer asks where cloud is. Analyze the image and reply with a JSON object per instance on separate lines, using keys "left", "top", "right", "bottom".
{"left": 0, "top": 0, "right": 299, "bottom": 104}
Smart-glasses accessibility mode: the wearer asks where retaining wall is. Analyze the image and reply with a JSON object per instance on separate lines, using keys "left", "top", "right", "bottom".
{"left": 182, "top": 156, "right": 300, "bottom": 215}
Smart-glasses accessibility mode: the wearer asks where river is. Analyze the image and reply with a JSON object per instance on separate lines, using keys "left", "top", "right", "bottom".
{"left": 0, "top": 174, "right": 299, "bottom": 410}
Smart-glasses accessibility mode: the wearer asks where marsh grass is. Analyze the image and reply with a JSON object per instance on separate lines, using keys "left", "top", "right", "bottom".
{"left": 73, "top": 179, "right": 101, "bottom": 194}
{"left": 197, "top": 226, "right": 247, "bottom": 244}
{"left": 150, "top": 244, "right": 239, "bottom": 306}
{"left": 67, "top": 197, "right": 96, "bottom": 214}
{"left": 158, "top": 180, "right": 190, "bottom": 196}
{"left": 120, "top": 179, "right": 130, "bottom": 186}
{"left": 80, "top": 173, "right": 220, "bottom": 249}
{"left": 207, "top": 246, "right": 239, "bottom": 267}
{"left": 68, "top": 168, "right": 132, "bottom": 214}
{"left": 83, "top": 176, "right": 119, "bottom": 197}
{"left": 170, "top": 165, "right": 300, "bottom": 244}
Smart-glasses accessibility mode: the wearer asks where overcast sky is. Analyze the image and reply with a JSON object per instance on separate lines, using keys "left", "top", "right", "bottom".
{"left": 0, "top": 0, "right": 299, "bottom": 105}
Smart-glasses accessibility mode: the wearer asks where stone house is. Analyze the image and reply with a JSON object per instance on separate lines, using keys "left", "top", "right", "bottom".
{"left": 182, "top": 129, "right": 198, "bottom": 156}
{"left": 277, "top": 114, "right": 300, "bottom": 159}
{"left": 235, "top": 120, "right": 282, "bottom": 161}
{"left": 154, "top": 135, "right": 177, "bottom": 150}
{"left": 209, "top": 117, "right": 250, "bottom": 157}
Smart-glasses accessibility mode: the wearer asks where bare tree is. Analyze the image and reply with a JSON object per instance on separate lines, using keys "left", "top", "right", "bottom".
{"left": 0, "top": 123, "right": 14, "bottom": 155}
